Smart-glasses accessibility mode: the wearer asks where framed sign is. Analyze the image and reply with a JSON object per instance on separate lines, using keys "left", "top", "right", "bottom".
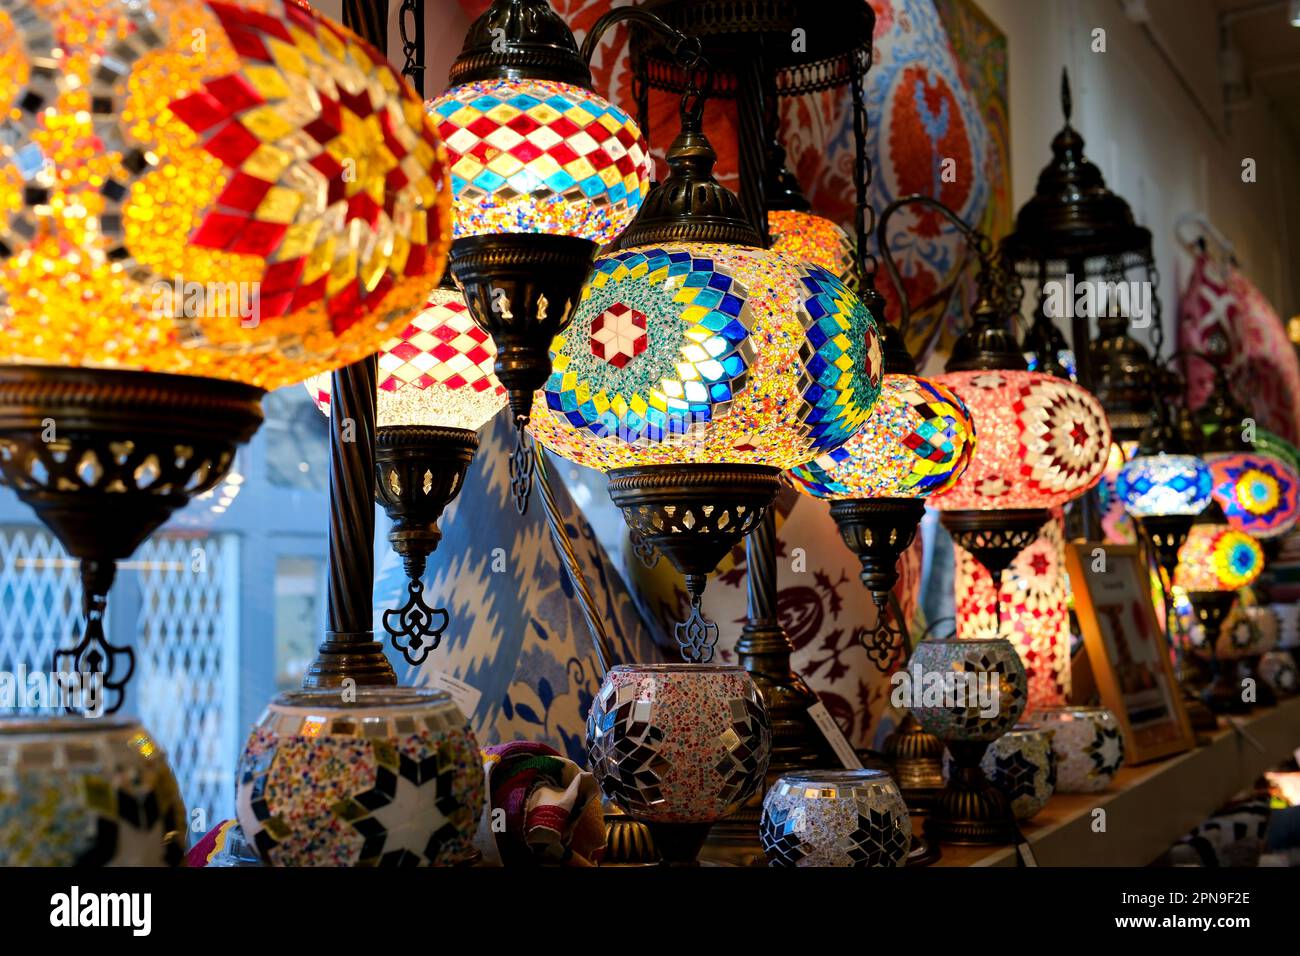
{"left": 1065, "top": 543, "right": 1196, "bottom": 764}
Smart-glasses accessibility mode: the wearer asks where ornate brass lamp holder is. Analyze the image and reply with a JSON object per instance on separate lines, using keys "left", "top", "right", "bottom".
{"left": 940, "top": 509, "right": 1051, "bottom": 621}
{"left": 1186, "top": 590, "right": 1245, "bottom": 714}
{"left": 373, "top": 425, "right": 479, "bottom": 666}
{"left": 0, "top": 366, "right": 262, "bottom": 713}
{"left": 1139, "top": 513, "right": 1196, "bottom": 586}
{"left": 928, "top": 741, "right": 1018, "bottom": 845}
{"left": 608, "top": 463, "right": 778, "bottom": 662}
{"left": 448, "top": 233, "right": 595, "bottom": 514}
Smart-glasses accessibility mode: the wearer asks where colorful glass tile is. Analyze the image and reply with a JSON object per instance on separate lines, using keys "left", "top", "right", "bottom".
{"left": 1175, "top": 524, "right": 1264, "bottom": 592}
{"left": 428, "top": 78, "right": 651, "bottom": 242}
{"left": 930, "top": 369, "right": 1111, "bottom": 510}
{"left": 307, "top": 287, "right": 507, "bottom": 430}
{"left": 1116, "top": 453, "right": 1213, "bottom": 518}
{"left": 0, "top": 0, "right": 451, "bottom": 390}
{"left": 788, "top": 373, "right": 975, "bottom": 499}
{"left": 1206, "top": 451, "right": 1300, "bottom": 539}
{"left": 531, "top": 243, "right": 882, "bottom": 471}
{"left": 768, "top": 210, "right": 857, "bottom": 287}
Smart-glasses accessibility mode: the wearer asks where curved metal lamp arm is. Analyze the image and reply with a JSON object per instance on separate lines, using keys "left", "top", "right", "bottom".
{"left": 580, "top": 8, "right": 712, "bottom": 126}
{"left": 876, "top": 193, "right": 994, "bottom": 337}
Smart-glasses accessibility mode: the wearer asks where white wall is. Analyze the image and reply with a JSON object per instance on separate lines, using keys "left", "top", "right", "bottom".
{"left": 978, "top": 0, "right": 1300, "bottom": 338}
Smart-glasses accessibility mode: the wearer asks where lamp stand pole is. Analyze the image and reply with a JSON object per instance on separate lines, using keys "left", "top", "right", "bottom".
{"left": 303, "top": 0, "right": 398, "bottom": 688}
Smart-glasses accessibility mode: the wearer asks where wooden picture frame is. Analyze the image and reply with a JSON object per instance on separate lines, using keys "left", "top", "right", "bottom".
{"left": 1065, "top": 543, "right": 1196, "bottom": 764}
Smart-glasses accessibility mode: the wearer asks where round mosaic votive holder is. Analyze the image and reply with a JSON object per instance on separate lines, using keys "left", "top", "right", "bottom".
{"left": 760, "top": 769, "right": 911, "bottom": 867}
{"left": 1258, "top": 651, "right": 1298, "bottom": 697}
{"left": 587, "top": 663, "right": 771, "bottom": 865}
{"left": 1028, "top": 706, "right": 1125, "bottom": 794}
{"left": 0, "top": 717, "right": 187, "bottom": 866}
{"left": 978, "top": 725, "right": 1055, "bottom": 822}
{"left": 235, "top": 688, "right": 483, "bottom": 867}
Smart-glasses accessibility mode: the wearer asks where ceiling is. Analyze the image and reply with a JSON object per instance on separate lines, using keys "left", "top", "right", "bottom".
{"left": 1212, "top": 0, "right": 1300, "bottom": 145}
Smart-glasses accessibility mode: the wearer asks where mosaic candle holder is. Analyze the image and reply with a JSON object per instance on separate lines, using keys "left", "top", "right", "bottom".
{"left": 587, "top": 664, "right": 771, "bottom": 865}
{"left": 236, "top": 688, "right": 484, "bottom": 867}
{"left": 1028, "top": 706, "right": 1125, "bottom": 794}
{"left": 760, "top": 769, "right": 911, "bottom": 868}
{"left": 978, "top": 726, "right": 1055, "bottom": 822}
{"left": 1259, "top": 651, "right": 1298, "bottom": 697}
{"left": 907, "top": 637, "right": 1028, "bottom": 845}
{"left": 0, "top": 718, "right": 187, "bottom": 866}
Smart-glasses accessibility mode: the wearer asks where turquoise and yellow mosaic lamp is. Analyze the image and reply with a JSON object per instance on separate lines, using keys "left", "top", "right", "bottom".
{"left": 531, "top": 98, "right": 883, "bottom": 662}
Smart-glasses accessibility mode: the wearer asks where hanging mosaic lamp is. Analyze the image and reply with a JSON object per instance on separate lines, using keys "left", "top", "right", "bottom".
{"left": 789, "top": 317, "right": 975, "bottom": 615}
{"left": 930, "top": 277, "right": 1110, "bottom": 597}
{"left": 531, "top": 99, "right": 883, "bottom": 663}
{"left": 0, "top": 0, "right": 450, "bottom": 711}
{"left": 763, "top": 134, "right": 858, "bottom": 289}
{"left": 1174, "top": 501, "right": 1264, "bottom": 713}
{"left": 305, "top": 278, "right": 507, "bottom": 665}
{"left": 1116, "top": 368, "right": 1212, "bottom": 584}
{"left": 429, "top": 0, "right": 653, "bottom": 512}
{"left": 1205, "top": 451, "right": 1300, "bottom": 540}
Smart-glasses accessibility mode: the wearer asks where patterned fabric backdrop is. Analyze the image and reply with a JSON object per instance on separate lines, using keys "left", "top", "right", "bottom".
{"left": 380, "top": 414, "right": 664, "bottom": 765}
{"left": 1179, "top": 251, "right": 1300, "bottom": 445}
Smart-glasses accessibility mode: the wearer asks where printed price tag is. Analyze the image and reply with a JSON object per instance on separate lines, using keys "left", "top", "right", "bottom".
{"left": 427, "top": 671, "right": 481, "bottom": 718}
{"left": 807, "top": 701, "right": 863, "bottom": 770}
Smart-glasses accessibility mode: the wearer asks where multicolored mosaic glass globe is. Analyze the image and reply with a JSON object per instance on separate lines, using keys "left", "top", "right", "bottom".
{"left": 530, "top": 245, "right": 883, "bottom": 471}
{"left": 1116, "top": 454, "right": 1213, "bottom": 517}
{"left": 788, "top": 374, "right": 975, "bottom": 499}
{"left": 1175, "top": 524, "right": 1264, "bottom": 592}
{"left": 305, "top": 288, "right": 507, "bottom": 430}
{"left": 0, "top": 0, "right": 451, "bottom": 390}
{"left": 1206, "top": 452, "right": 1300, "bottom": 539}
{"left": 929, "top": 370, "right": 1111, "bottom": 510}
{"left": 428, "top": 78, "right": 651, "bottom": 242}
{"left": 768, "top": 210, "right": 857, "bottom": 287}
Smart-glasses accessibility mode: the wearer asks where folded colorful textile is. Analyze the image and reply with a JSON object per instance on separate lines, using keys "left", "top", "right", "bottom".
{"left": 474, "top": 741, "right": 605, "bottom": 866}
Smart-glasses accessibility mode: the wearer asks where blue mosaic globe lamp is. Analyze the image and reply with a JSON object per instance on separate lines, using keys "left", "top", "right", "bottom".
{"left": 1116, "top": 368, "right": 1212, "bottom": 583}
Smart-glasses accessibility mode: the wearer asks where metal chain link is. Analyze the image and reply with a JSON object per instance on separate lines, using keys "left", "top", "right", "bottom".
{"left": 849, "top": 45, "right": 876, "bottom": 289}
{"left": 1149, "top": 260, "right": 1165, "bottom": 360}
{"left": 398, "top": 0, "right": 424, "bottom": 94}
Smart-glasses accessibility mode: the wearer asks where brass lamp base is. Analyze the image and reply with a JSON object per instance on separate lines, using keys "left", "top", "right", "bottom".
{"left": 940, "top": 508, "right": 1049, "bottom": 592}
{"left": 0, "top": 366, "right": 263, "bottom": 713}
{"left": 884, "top": 711, "right": 947, "bottom": 810}
{"left": 829, "top": 497, "right": 928, "bottom": 608}
{"left": 1186, "top": 591, "right": 1245, "bottom": 715}
{"left": 925, "top": 740, "right": 1018, "bottom": 845}
{"left": 607, "top": 463, "right": 779, "bottom": 661}
{"left": 1139, "top": 513, "right": 1195, "bottom": 585}
{"left": 373, "top": 425, "right": 479, "bottom": 667}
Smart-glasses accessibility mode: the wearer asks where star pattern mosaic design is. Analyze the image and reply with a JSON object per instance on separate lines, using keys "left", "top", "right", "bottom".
{"left": 586, "top": 686, "right": 670, "bottom": 818}
{"left": 759, "top": 777, "right": 911, "bottom": 867}
{"left": 77, "top": 777, "right": 184, "bottom": 867}
{"left": 428, "top": 77, "right": 651, "bottom": 241}
{"left": 1208, "top": 452, "right": 1300, "bottom": 538}
{"left": 1085, "top": 724, "right": 1126, "bottom": 779}
{"left": 589, "top": 304, "right": 648, "bottom": 369}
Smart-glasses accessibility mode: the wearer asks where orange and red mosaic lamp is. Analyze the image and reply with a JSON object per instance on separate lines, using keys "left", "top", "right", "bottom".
{"left": 0, "top": 0, "right": 451, "bottom": 709}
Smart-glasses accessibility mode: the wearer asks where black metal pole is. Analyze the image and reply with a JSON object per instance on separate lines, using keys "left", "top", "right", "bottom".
{"left": 303, "top": 0, "right": 397, "bottom": 688}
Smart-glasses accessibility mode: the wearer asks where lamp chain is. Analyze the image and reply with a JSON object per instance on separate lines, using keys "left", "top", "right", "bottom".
{"left": 398, "top": 0, "right": 425, "bottom": 95}
{"left": 850, "top": 45, "right": 876, "bottom": 289}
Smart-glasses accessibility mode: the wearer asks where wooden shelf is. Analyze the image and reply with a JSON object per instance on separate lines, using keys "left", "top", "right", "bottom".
{"left": 927, "top": 695, "right": 1300, "bottom": 867}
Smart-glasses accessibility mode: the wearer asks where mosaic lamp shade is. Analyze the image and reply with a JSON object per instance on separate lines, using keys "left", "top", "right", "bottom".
{"left": 787, "top": 373, "right": 975, "bottom": 500}
{"left": 1174, "top": 524, "right": 1264, "bottom": 592}
{"left": 531, "top": 247, "right": 882, "bottom": 473}
{"left": 1116, "top": 454, "right": 1213, "bottom": 518}
{"left": 427, "top": 79, "right": 651, "bottom": 243}
{"left": 768, "top": 210, "right": 858, "bottom": 289}
{"left": 928, "top": 369, "right": 1111, "bottom": 512}
{"left": 1205, "top": 451, "right": 1300, "bottom": 539}
{"left": 0, "top": 0, "right": 451, "bottom": 715}
{"left": 0, "top": 0, "right": 451, "bottom": 389}
{"left": 304, "top": 287, "right": 507, "bottom": 431}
